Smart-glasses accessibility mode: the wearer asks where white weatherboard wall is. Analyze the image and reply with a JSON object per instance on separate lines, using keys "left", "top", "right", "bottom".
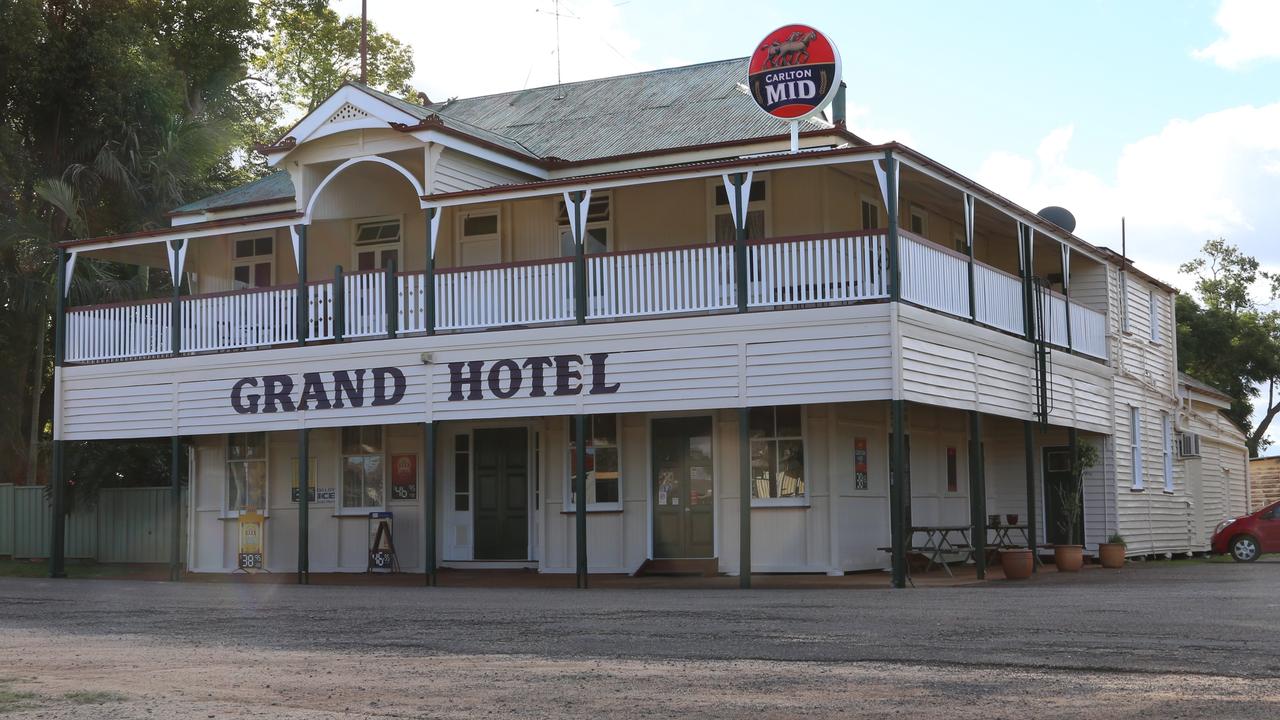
{"left": 59, "top": 304, "right": 897, "bottom": 440}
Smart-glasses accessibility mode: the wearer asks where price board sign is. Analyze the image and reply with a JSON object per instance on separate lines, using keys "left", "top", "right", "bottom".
{"left": 237, "top": 510, "right": 265, "bottom": 572}
{"left": 367, "top": 511, "right": 399, "bottom": 573}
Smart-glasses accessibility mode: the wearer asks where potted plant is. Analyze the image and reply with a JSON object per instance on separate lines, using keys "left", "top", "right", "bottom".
{"left": 1098, "top": 533, "right": 1126, "bottom": 568}
{"left": 999, "top": 547, "right": 1034, "bottom": 580}
{"left": 1053, "top": 443, "right": 1098, "bottom": 572}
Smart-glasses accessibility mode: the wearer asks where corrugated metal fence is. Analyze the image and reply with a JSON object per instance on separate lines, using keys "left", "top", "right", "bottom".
{"left": 0, "top": 484, "right": 186, "bottom": 563}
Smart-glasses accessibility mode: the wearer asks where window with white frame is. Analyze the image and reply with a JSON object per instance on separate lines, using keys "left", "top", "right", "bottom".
{"left": 232, "top": 237, "right": 274, "bottom": 289}
{"left": 457, "top": 210, "right": 501, "bottom": 267}
{"left": 860, "top": 198, "right": 880, "bottom": 231}
{"left": 341, "top": 426, "right": 385, "bottom": 511}
{"left": 227, "top": 432, "right": 267, "bottom": 512}
{"left": 353, "top": 218, "right": 402, "bottom": 272}
{"left": 1129, "top": 406, "right": 1144, "bottom": 490}
{"left": 567, "top": 414, "right": 621, "bottom": 510}
{"left": 749, "top": 405, "right": 805, "bottom": 502}
{"left": 713, "top": 179, "right": 767, "bottom": 242}
{"left": 909, "top": 204, "right": 929, "bottom": 237}
{"left": 558, "top": 192, "right": 611, "bottom": 256}
{"left": 1148, "top": 289, "right": 1161, "bottom": 342}
{"left": 1162, "top": 412, "right": 1174, "bottom": 492}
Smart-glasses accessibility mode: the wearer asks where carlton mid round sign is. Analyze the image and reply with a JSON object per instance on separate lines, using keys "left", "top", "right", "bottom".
{"left": 748, "top": 24, "right": 842, "bottom": 120}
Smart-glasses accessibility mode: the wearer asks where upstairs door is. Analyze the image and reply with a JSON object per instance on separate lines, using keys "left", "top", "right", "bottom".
{"left": 473, "top": 427, "right": 529, "bottom": 560}
{"left": 651, "top": 416, "right": 715, "bottom": 559}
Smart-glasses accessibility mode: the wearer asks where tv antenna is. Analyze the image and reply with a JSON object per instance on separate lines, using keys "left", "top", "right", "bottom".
{"left": 535, "top": 0, "right": 576, "bottom": 98}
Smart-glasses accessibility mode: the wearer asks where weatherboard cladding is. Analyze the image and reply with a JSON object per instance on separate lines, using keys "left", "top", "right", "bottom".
{"left": 175, "top": 59, "right": 829, "bottom": 215}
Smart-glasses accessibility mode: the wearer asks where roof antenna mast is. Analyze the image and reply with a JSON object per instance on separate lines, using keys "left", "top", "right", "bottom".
{"left": 554, "top": 0, "right": 564, "bottom": 98}
{"left": 359, "top": 0, "right": 368, "bottom": 84}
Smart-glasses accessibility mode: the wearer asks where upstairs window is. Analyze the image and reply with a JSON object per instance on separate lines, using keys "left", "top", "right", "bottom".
{"left": 909, "top": 204, "right": 929, "bottom": 237}
{"left": 713, "top": 179, "right": 767, "bottom": 242}
{"left": 1162, "top": 412, "right": 1174, "bottom": 492}
{"left": 567, "top": 414, "right": 621, "bottom": 510}
{"left": 558, "top": 192, "right": 611, "bottom": 256}
{"left": 457, "top": 210, "right": 501, "bottom": 267}
{"left": 227, "top": 432, "right": 267, "bottom": 512}
{"left": 1130, "top": 406, "right": 1144, "bottom": 490}
{"left": 232, "top": 237, "right": 274, "bottom": 289}
{"left": 1148, "top": 290, "right": 1162, "bottom": 342}
{"left": 860, "top": 198, "right": 880, "bottom": 231}
{"left": 353, "top": 218, "right": 401, "bottom": 272}
{"left": 749, "top": 405, "right": 805, "bottom": 503}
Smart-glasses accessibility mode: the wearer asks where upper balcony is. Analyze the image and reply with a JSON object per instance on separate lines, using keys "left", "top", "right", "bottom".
{"left": 62, "top": 228, "right": 1105, "bottom": 364}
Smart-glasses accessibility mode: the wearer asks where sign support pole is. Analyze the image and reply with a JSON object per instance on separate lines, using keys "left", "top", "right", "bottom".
{"left": 889, "top": 399, "right": 907, "bottom": 588}
{"left": 789, "top": 120, "right": 799, "bottom": 154}
{"left": 424, "top": 421, "right": 438, "bottom": 587}
{"left": 49, "top": 248, "right": 68, "bottom": 579}
{"left": 298, "top": 427, "right": 309, "bottom": 585}
{"left": 739, "top": 407, "right": 751, "bottom": 588}
{"left": 968, "top": 410, "right": 986, "bottom": 579}
{"left": 574, "top": 413, "right": 588, "bottom": 588}
{"left": 1024, "top": 420, "right": 1038, "bottom": 571}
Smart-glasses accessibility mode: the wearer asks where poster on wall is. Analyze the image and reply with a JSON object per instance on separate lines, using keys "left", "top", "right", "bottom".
{"left": 291, "top": 458, "right": 335, "bottom": 503}
{"left": 854, "top": 437, "right": 868, "bottom": 491}
{"left": 391, "top": 454, "right": 417, "bottom": 500}
{"left": 237, "top": 510, "right": 264, "bottom": 572}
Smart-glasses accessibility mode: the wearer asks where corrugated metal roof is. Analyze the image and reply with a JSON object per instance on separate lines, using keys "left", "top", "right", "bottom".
{"left": 180, "top": 58, "right": 832, "bottom": 214}
{"left": 170, "top": 171, "right": 294, "bottom": 215}
{"left": 424, "top": 58, "right": 825, "bottom": 162}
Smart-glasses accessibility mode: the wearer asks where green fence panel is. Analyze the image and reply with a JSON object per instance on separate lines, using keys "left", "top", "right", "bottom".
{"left": 0, "top": 484, "right": 13, "bottom": 556}
{"left": 97, "top": 487, "right": 178, "bottom": 564}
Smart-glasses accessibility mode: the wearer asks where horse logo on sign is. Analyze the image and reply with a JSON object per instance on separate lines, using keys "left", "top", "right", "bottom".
{"left": 748, "top": 24, "right": 842, "bottom": 120}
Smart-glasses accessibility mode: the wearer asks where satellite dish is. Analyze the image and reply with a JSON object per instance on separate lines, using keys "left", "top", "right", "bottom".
{"left": 1038, "top": 206, "right": 1076, "bottom": 233}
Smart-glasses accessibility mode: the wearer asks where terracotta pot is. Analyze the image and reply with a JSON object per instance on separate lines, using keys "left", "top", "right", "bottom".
{"left": 1098, "top": 543, "right": 1126, "bottom": 569}
{"left": 1000, "top": 549, "right": 1034, "bottom": 580}
{"left": 1053, "top": 544, "right": 1084, "bottom": 572}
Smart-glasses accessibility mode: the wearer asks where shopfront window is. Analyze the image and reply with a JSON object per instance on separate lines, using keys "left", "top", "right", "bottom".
{"left": 749, "top": 406, "right": 805, "bottom": 502}
{"left": 342, "top": 426, "right": 385, "bottom": 511}
{"left": 227, "top": 432, "right": 267, "bottom": 512}
{"left": 568, "top": 414, "right": 621, "bottom": 510}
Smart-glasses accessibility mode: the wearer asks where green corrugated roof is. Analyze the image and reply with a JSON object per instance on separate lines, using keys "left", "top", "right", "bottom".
{"left": 170, "top": 170, "right": 294, "bottom": 215}
{"left": 176, "top": 58, "right": 843, "bottom": 215}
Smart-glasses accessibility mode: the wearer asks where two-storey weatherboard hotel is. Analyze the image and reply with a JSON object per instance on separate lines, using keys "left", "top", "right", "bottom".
{"left": 48, "top": 55, "right": 1249, "bottom": 586}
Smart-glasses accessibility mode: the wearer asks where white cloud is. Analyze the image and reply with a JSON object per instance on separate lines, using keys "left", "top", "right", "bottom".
{"left": 1193, "top": 0, "right": 1280, "bottom": 69}
{"left": 329, "top": 0, "right": 648, "bottom": 100}
{"left": 974, "top": 103, "right": 1280, "bottom": 290}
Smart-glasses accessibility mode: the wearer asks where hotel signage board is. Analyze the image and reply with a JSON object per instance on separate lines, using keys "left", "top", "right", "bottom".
{"left": 748, "top": 24, "right": 842, "bottom": 120}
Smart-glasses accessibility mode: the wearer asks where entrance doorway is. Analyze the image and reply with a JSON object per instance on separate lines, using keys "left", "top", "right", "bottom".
{"left": 1042, "top": 446, "right": 1080, "bottom": 546}
{"left": 651, "top": 416, "right": 715, "bottom": 559}
{"left": 473, "top": 427, "right": 529, "bottom": 560}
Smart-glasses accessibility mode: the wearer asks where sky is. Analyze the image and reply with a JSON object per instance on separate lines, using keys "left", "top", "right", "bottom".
{"left": 335, "top": 0, "right": 1280, "bottom": 435}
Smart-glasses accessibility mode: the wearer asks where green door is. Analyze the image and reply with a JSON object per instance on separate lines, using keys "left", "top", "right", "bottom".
{"left": 652, "top": 416, "right": 715, "bottom": 559}
{"left": 473, "top": 427, "right": 529, "bottom": 560}
{"left": 1043, "top": 446, "right": 1079, "bottom": 546}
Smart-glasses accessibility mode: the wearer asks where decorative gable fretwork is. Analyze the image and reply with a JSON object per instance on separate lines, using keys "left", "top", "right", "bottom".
{"left": 327, "top": 102, "right": 370, "bottom": 124}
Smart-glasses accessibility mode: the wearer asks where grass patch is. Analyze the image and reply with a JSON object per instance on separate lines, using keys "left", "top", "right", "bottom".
{"left": 64, "top": 690, "right": 125, "bottom": 705}
{"left": 0, "top": 689, "right": 38, "bottom": 713}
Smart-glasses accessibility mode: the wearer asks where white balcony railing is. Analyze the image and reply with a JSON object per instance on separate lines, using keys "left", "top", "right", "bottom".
{"left": 61, "top": 230, "right": 1105, "bottom": 364}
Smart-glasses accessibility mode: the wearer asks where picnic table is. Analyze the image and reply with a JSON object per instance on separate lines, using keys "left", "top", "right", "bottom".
{"left": 910, "top": 525, "right": 974, "bottom": 577}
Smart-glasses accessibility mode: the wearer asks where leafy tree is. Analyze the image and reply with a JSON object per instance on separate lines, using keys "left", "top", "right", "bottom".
{"left": 253, "top": 0, "right": 415, "bottom": 112}
{"left": 1177, "top": 238, "right": 1280, "bottom": 456}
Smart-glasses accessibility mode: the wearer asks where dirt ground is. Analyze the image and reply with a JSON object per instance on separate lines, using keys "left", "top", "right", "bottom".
{"left": 1, "top": 560, "right": 1277, "bottom": 718}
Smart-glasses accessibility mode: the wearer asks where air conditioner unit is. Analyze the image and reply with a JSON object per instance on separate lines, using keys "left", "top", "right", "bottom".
{"left": 1178, "top": 432, "right": 1201, "bottom": 458}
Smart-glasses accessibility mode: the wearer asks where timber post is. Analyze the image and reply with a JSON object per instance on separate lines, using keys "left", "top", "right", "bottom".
{"left": 739, "top": 406, "right": 751, "bottom": 588}
{"left": 889, "top": 399, "right": 907, "bottom": 588}
{"left": 424, "top": 421, "right": 438, "bottom": 586}
{"left": 574, "top": 413, "right": 588, "bottom": 588}
{"left": 298, "top": 427, "right": 310, "bottom": 584}
{"left": 968, "top": 410, "right": 986, "bottom": 579}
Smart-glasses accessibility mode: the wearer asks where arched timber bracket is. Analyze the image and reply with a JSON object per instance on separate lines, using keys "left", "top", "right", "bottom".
{"left": 303, "top": 155, "right": 427, "bottom": 222}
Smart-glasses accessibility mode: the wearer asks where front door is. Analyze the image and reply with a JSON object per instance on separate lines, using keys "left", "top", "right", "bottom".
{"left": 473, "top": 427, "right": 529, "bottom": 560}
{"left": 652, "top": 416, "right": 715, "bottom": 558}
{"left": 1043, "top": 446, "right": 1079, "bottom": 546}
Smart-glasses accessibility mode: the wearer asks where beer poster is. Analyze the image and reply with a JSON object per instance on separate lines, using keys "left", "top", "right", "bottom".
{"left": 237, "top": 510, "right": 264, "bottom": 571}
{"left": 854, "top": 437, "right": 868, "bottom": 491}
{"left": 391, "top": 453, "right": 417, "bottom": 500}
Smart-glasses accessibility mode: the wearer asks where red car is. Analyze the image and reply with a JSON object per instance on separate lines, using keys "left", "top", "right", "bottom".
{"left": 1212, "top": 501, "right": 1280, "bottom": 562}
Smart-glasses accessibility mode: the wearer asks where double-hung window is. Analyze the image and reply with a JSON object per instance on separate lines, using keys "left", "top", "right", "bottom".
{"left": 558, "top": 192, "right": 611, "bottom": 256}
{"left": 713, "top": 179, "right": 767, "bottom": 243}
{"left": 1161, "top": 412, "right": 1174, "bottom": 492}
{"left": 458, "top": 211, "right": 501, "bottom": 267}
{"left": 353, "top": 218, "right": 401, "bottom": 272}
{"left": 1148, "top": 290, "right": 1162, "bottom": 342}
{"left": 232, "top": 237, "right": 274, "bottom": 289}
{"left": 227, "top": 432, "right": 267, "bottom": 512}
{"left": 749, "top": 405, "right": 806, "bottom": 504}
{"left": 860, "top": 198, "right": 880, "bottom": 231}
{"left": 1129, "top": 407, "right": 1144, "bottom": 490}
{"left": 341, "top": 426, "right": 385, "bottom": 511}
{"left": 909, "top": 204, "right": 929, "bottom": 236}
{"left": 567, "top": 414, "right": 621, "bottom": 510}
